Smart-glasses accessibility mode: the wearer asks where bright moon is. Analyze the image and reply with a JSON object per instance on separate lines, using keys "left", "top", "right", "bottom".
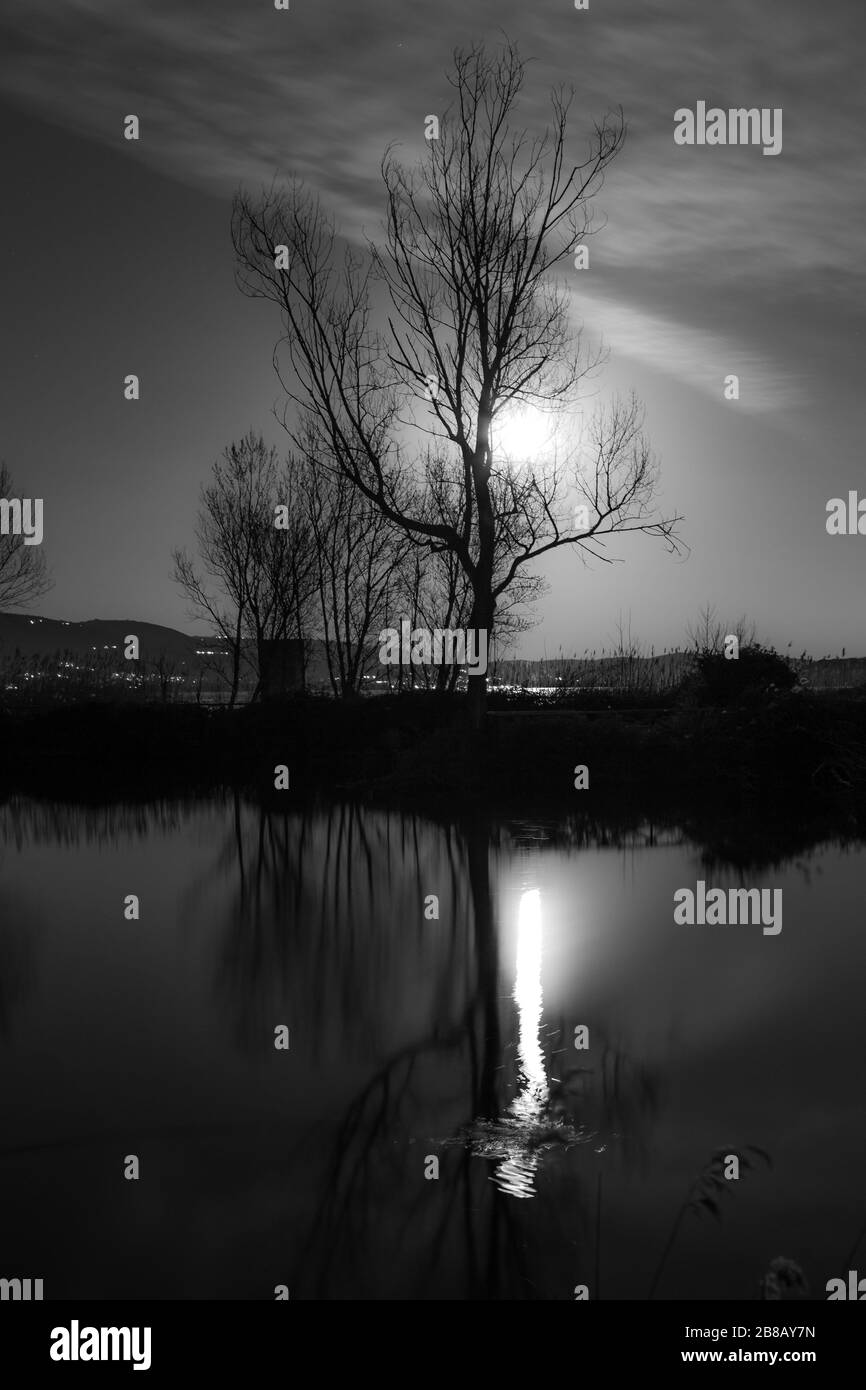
{"left": 493, "top": 405, "right": 554, "bottom": 463}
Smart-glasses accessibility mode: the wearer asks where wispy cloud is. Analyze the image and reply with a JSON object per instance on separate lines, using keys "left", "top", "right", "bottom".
{"left": 1, "top": 0, "right": 862, "bottom": 282}
{"left": 0, "top": 0, "right": 861, "bottom": 417}
{"left": 575, "top": 289, "right": 803, "bottom": 414}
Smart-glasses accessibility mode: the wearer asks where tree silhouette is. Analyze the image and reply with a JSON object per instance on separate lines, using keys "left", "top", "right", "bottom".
{"left": 173, "top": 433, "right": 317, "bottom": 703}
{"left": 232, "top": 38, "right": 682, "bottom": 728}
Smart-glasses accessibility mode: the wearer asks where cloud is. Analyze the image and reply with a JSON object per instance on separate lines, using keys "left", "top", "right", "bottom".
{"left": 1, "top": 0, "right": 862, "bottom": 268}
{"left": 574, "top": 288, "right": 803, "bottom": 414}
{"left": 0, "top": 0, "right": 861, "bottom": 409}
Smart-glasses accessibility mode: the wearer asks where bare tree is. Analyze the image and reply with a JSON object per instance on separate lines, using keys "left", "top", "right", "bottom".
{"left": 686, "top": 604, "right": 756, "bottom": 656}
{"left": 295, "top": 445, "right": 409, "bottom": 696}
{"left": 387, "top": 545, "right": 469, "bottom": 693}
{"left": 232, "top": 39, "right": 682, "bottom": 727}
{"left": 246, "top": 455, "right": 318, "bottom": 696}
{"left": 173, "top": 435, "right": 263, "bottom": 706}
{"left": 0, "top": 462, "right": 51, "bottom": 609}
{"left": 389, "top": 454, "right": 543, "bottom": 693}
{"left": 173, "top": 433, "right": 316, "bottom": 705}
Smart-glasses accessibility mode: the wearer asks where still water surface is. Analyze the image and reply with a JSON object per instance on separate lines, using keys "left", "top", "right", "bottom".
{"left": 0, "top": 796, "right": 863, "bottom": 1299}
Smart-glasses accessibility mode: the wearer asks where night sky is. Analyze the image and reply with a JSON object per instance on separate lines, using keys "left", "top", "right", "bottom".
{"left": 0, "top": 0, "right": 863, "bottom": 655}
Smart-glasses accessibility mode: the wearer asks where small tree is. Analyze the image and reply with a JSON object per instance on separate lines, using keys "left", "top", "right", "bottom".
{"left": 687, "top": 644, "right": 797, "bottom": 707}
{"left": 686, "top": 604, "right": 756, "bottom": 656}
{"left": 296, "top": 445, "right": 409, "bottom": 697}
{"left": 682, "top": 608, "right": 795, "bottom": 706}
{"left": 385, "top": 453, "right": 543, "bottom": 693}
{"left": 246, "top": 453, "right": 318, "bottom": 695}
{"left": 173, "top": 433, "right": 316, "bottom": 705}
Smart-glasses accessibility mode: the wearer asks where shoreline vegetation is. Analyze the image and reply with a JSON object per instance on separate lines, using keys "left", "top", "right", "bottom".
{"left": 1, "top": 686, "right": 865, "bottom": 853}
{"left": 3, "top": 617, "right": 865, "bottom": 866}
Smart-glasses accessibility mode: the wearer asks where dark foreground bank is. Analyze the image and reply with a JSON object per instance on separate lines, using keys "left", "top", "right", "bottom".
{"left": 1, "top": 689, "right": 864, "bottom": 827}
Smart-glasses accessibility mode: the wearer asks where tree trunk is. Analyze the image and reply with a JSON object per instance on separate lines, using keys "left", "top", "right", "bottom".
{"left": 469, "top": 397, "right": 496, "bottom": 732}
{"left": 467, "top": 667, "right": 487, "bottom": 729}
{"left": 467, "top": 587, "right": 492, "bottom": 731}
{"left": 468, "top": 500, "right": 495, "bottom": 730}
{"left": 229, "top": 612, "right": 243, "bottom": 709}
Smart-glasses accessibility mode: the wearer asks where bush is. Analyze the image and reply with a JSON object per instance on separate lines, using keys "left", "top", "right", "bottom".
{"left": 679, "top": 643, "right": 797, "bottom": 707}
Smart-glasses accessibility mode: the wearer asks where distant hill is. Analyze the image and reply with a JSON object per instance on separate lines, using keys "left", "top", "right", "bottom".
{"left": 0, "top": 612, "right": 218, "bottom": 666}
{"left": 0, "top": 612, "right": 331, "bottom": 694}
{"left": 1, "top": 612, "right": 864, "bottom": 695}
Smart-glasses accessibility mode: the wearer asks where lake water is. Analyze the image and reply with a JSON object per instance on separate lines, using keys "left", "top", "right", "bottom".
{"left": 0, "top": 796, "right": 863, "bottom": 1300}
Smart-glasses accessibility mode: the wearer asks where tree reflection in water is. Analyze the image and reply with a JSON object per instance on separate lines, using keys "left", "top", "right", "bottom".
{"left": 0, "top": 795, "right": 856, "bottom": 1298}
{"left": 209, "top": 798, "right": 660, "bottom": 1298}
